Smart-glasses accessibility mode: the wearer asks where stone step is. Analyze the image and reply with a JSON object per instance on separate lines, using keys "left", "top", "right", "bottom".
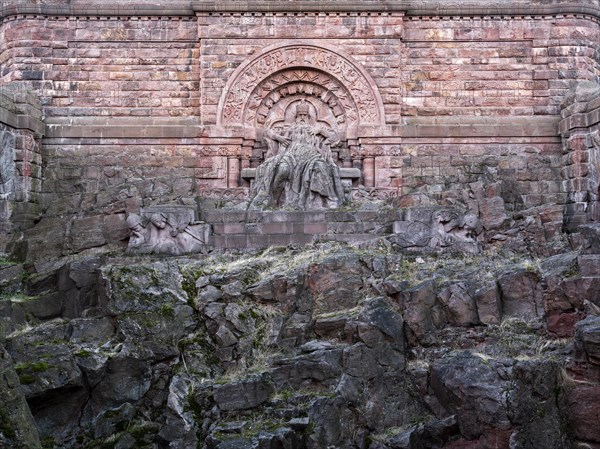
{"left": 202, "top": 209, "right": 401, "bottom": 224}
{"left": 212, "top": 221, "right": 393, "bottom": 236}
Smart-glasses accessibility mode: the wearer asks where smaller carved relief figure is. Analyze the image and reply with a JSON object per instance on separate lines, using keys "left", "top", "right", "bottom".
{"left": 126, "top": 214, "right": 149, "bottom": 246}
{"left": 392, "top": 207, "right": 481, "bottom": 254}
{"left": 430, "top": 209, "right": 481, "bottom": 248}
{"left": 249, "top": 99, "right": 346, "bottom": 210}
{"left": 126, "top": 207, "right": 210, "bottom": 255}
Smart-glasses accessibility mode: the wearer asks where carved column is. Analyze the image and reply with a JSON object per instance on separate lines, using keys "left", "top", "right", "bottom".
{"left": 227, "top": 157, "right": 240, "bottom": 188}
{"left": 343, "top": 145, "right": 356, "bottom": 168}
{"left": 363, "top": 156, "right": 375, "bottom": 188}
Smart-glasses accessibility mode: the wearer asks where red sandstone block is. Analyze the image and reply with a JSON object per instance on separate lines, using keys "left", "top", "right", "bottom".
{"left": 303, "top": 213, "right": 326, "bottom": 223}
{"left": 290, "top": 234, "right": 316, "bottom": 246}
{"left": 222, "top": 223, "right": 245, "bottom": 234}
{"left": 269, "top": 234, "right": 292, "bottom": 247}
{"left": 269, "top": 211, "right": 305, "bottom": 222}
{"left": 292, "top": 223, "right": 305, "bottom": 234}
{"left": 247, "top": 235, "right": 270, "bottom": 249}
{"left": 327, "top": 222, "right": 360, "bottom": 234}
{"left": 213, "top": 235, "right": 225, "bottom": 247}
{"left": 225, "top": 235, "right": 247, "bottom": 249}
{"left": 202, "top": 211, "right": 224, "bottom": 223}
{"left": 243, "top": 223, "right": 259, "bottom": 235}
{"left": 304, "top": 223, "right": 327, "bottom": 234}
{"left": 325, "top": 234, "right": 376, "bottom": 244}
{"left": 259, "top": 222, "right": 293, "bottom": 234}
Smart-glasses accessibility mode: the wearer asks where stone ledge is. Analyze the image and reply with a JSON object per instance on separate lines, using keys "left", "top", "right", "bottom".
{"left": 45, "top": 125, "right": 201, "bottom": 139}
{"left": 202, "top": 209, "right": 402, "bottom": 224}
{"left": 44, "top": 117, "right": 561, "bottom": 139}
{"left": 0, "top": 109, "right": 45, "bottom": 136}
{"left": 241, "top": 167, "right": 361, "bottom": 181}
{"left": 1, "top": 0, "right": 599, "bottom": 18}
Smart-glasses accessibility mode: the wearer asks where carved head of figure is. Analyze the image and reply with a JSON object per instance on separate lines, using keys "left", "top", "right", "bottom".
{"left": 295, "top": 100, "right": 310, "bottom": 125}
{"left": 126, "top": 213, "right": 145, "bottom": 232}
{"left": 150, "top": 213, "right": 167, "bottom": 229}
{"left": 126, "top": 213, "right": 148, "bottom": 247}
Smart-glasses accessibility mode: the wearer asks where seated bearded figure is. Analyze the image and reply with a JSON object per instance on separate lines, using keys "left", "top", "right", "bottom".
{"left": 249, "top": 100, "right": 345, "bottom": 210}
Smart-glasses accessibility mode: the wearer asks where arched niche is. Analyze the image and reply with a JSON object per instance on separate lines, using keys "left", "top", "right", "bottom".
{"left": 216, "top": 42, "right": 386, "bottom": 140}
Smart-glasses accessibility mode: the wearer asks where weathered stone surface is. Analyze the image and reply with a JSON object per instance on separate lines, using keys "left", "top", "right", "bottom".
{"left": 0, "top": 344, "right": 41, "bottom": 449}
{"left": 507, "top": 360, "right": 571, "bottom": 449}
{"left": 213, "top": 374, "right": 273, "bottom": 411}
{"left": 473, "top": 282, "right": 501, "bottom": 325}
{"left": 271, "top": 347, "right": 343, "bottom": 390}
{"left": 580, "top": 224, "right": 600, "bottom": 254}
{"left": 157, "top": 374, "right": 199, "bottom": 448}
{"left": 575, "top": 316, "right": 600, "bottom": 364}
{"left": 3, "top": 200, "right": 600, "bottom": 448}
{"left": 400, "top": 280, "right": 440, "bottom": 346}
{"left": 392, "top": 207, "right": 481, "bottom": 254}
{"left": 438, "top": 283, "right": 478, "bottom": 327}
{"left": 497, "top": 268, "right": 543, "bottom": 319}
{"left": 566, "top": 383, "right": 600, "bottom": 443}
{"left": 307, "top": 252, "right": 365, "bottom": 313}
{"left": 430, "top": 352, "right": 511, "bottom": 440}
{"left": 126, "top": 205, "right": 210, "bottom": 255}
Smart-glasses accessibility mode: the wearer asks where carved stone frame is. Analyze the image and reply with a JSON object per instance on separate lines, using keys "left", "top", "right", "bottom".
{"left": 216, "top": 41, "right": 387, "bottom": 141}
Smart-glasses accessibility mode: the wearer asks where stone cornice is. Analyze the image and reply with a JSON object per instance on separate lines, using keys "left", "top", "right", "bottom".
{"left": 1, "top": 0, "right": 599, "bottom": 19}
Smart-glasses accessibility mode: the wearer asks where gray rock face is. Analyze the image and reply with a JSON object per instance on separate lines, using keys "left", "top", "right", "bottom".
{"left": 0, "top": 344, "right": 41, "bottom": 449}
{"left": 575, "top": 315, "right": 600, "bottom": 364}
{"left": 498, "top": 268, "right": 544, "bottom": 319}
{"left": 213, "top": 374, "right": 273, "bottom": 411}
{"left": 430, "top": 352, "right": 511, "bottom": 440}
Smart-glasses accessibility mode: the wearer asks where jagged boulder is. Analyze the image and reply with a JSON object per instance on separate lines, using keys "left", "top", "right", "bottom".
{"left": 0, "top": 344, "right": 41, "bottom": 449}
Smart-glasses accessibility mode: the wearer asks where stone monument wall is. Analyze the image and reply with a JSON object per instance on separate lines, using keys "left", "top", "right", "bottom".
{"left": 560, "top": 81, "right": 600, "bottom": 231}
{"left": 0, "top": 84, "right": 44, "bottom": 253}
{"left": 0, "top": 0, "right": 599, "bottom": 258}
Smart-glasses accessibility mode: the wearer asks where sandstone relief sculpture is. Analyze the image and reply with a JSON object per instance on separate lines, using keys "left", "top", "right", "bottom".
{"left": 248, "top": 99, "right": 346, "bottom": 210}
{"left": 391, "top": 208, "right": 482, "bottom": 254}
{"left": 126, "top": 206, "right": 210, "bottom": 255}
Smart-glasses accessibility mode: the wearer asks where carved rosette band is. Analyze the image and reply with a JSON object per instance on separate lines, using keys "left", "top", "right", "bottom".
{"left": 218, "top": 44, "right": 385, "bottom": 128}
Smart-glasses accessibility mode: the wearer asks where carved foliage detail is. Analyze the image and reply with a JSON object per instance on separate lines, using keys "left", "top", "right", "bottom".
{"left": 221, "top": 45, "right": 381, "bottom": 126}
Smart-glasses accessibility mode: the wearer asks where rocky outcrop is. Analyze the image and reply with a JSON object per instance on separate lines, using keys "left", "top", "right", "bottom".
{"left": 0, "top": 237, "right": 599, "bottom": 448}
{"left": 0, "top": 344, "right": 41, "bottom": 448}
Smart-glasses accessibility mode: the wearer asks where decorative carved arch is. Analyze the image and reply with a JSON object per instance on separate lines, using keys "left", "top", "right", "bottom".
{"left": 217, "top": 42, "right": 386, "bottom": 131}
{"left": 245, "top": 68, "right": 358, "bottom": 129}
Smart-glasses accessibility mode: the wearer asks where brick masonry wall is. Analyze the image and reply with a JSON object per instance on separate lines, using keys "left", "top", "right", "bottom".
{"left": 0, "top": 9, "right": 599, "bottom": 258}
{"left": 0, "top": 16, "right": 199, "bottom": 119}
{"left": 402, "top": 15, "right": 600, "bottom": 117}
